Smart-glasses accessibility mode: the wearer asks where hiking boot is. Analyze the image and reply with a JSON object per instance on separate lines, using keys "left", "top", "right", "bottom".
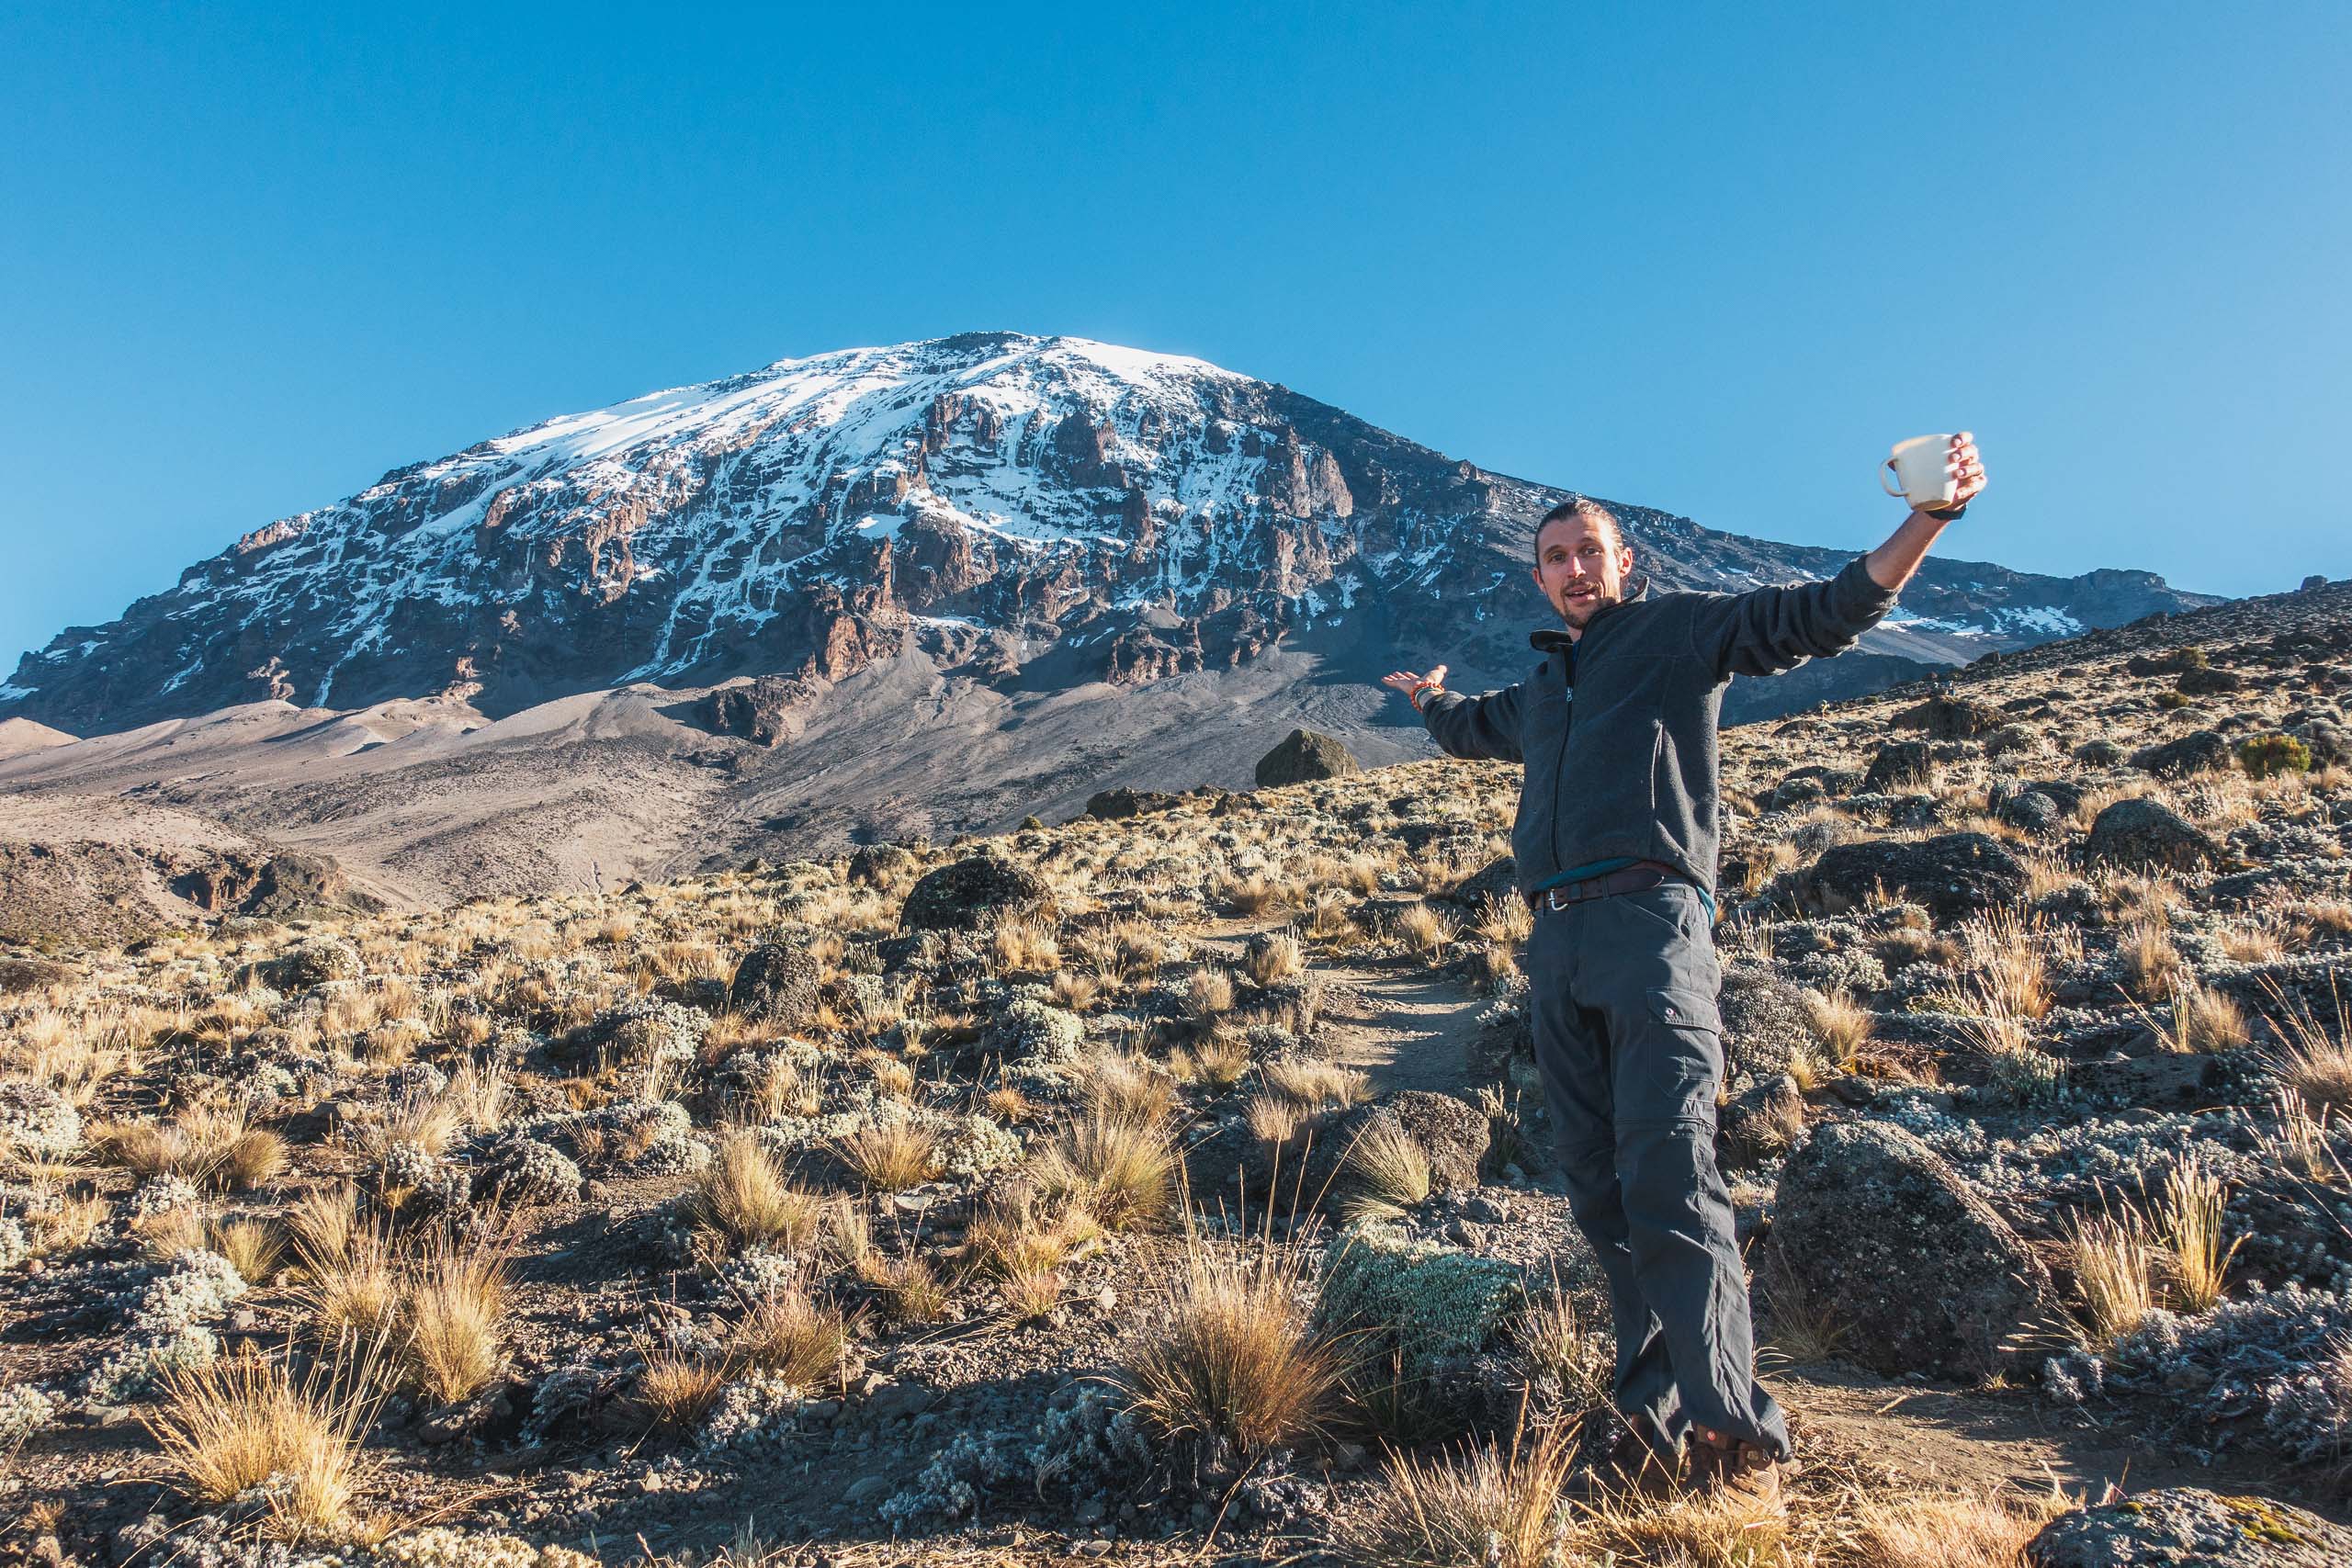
{"left": 1603, "top": 1430, "right": 1683, "bottom": 1498}
{"left": 1685, "top": 1427, "right": 1791, "bottom": 1508}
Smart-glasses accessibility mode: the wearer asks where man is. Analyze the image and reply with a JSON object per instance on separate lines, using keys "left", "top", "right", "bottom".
{"left": 1382, "top": 434, "right": 1985, "bottom": 1502}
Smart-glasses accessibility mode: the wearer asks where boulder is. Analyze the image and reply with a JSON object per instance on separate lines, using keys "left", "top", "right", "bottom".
{"left": 2131, "top": 729, "right": 2230, "bottom": 777}
{"left": 2084, "top": 798, "right": 2217, "bottom": 872}
{"left": 0, "top": 956, "right": 71, "bottom": 996}
{"left": 2026, "top": 1488, "right": 2352, "bottom": 1568}
{"left": 1860, "top": 741, "right": 1935, "bottom": 794}
{"left": 847, "top": 843, "right": 919, "bottom": 887}
{"left": 899, "top": 855, "right": 1050, "bottom": 931}
{"left": 240, "top": 939, "right": 364, "bottom": 992}
{"left": 1997, "top": 790, "right": 2066, "bottom": 835}
{"left": 697, "top": 676, "right": 814, "bottom": 748}
{"left": 1083, "top": 787, "right": 1182, "bottom": 820}
{"left": 1799, "top": 832, "right": 2025, "bottom": 922}
{"left": 1312, "top": 1091, "right": 1491, "bottom": 1202}
{"left": 1717, "top": 962, "right": 1811, "bottom": 1086}
{"left": 1772, "top": 1122, "right": 2054, "bottom": 1382}
{"left": 2176, "top": 665, "right": 2243, "bottom": 695}
{"left": 1255, "top": 728, "right": 1360, "bottom": 787}
{"left": 2073, "top": 739, "right": 2126, "bottom": 765}
{"left": 1894, "top": 694, "right": 2005, "bottom": 739}
{"left": 728, "top": 942, "right": 824, "bottom": 1027}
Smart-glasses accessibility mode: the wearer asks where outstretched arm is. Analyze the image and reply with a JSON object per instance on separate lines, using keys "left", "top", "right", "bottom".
{"left": 1698, "top": 434, "right": 1987, "bottom": 679}
{"left": 1383, "top": 664, "right": 1527, "bottom": 763}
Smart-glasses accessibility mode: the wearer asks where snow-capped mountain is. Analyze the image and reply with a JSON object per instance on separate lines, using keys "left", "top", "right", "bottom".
{"left": 3, "top": 331, "right": 2211, "bottom": 735}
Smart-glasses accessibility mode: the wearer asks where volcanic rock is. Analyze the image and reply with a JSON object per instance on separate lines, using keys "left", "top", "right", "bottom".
{"left": 1256, "top": 729, "right": 1360, "bottom": 787}
{"left": 1772, "top": 1121, "right": 2055, "bottom": 1381}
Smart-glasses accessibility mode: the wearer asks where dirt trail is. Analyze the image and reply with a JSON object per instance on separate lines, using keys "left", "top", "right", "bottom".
{"left": 1312, "top": 960, "right": 1488, "bottom": 1095}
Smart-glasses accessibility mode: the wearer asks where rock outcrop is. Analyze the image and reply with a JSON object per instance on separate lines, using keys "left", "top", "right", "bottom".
{"left": 1772, "top": 1122, "right": 2056, "bottom": 1382}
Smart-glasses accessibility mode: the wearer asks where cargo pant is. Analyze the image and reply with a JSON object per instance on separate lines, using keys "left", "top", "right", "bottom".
{"left": 1525, "top": 878, "right": 1792, "bottom": 1462}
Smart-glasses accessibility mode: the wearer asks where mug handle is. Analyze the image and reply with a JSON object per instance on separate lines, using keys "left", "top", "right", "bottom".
{"left": 1878, "top": 458, "right": 1905, "bottom": 498}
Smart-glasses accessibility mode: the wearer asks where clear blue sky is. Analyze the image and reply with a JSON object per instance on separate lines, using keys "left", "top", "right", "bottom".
{"left": 4, "top": 1, "right": 2346, "bottom": 668}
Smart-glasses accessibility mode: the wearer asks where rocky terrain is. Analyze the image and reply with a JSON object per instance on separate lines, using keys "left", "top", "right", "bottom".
{"left": 5, "top": 579, "right": 2352, "bottom": 1567}
{"left": 0, "top": 333, "right": 2217, "bottom": 918}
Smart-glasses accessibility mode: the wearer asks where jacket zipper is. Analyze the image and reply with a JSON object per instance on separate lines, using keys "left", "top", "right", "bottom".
{"left": 1549, "top": 642, "right": 1574, "bottom": 880}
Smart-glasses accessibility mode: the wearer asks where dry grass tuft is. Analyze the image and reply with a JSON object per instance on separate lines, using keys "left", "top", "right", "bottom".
{"left": 834, "top": 1119, "right": 943, "bottom": 1192}
{"left": 2066, "top": 1202, "right": 2159, "bottom": 1348}
{"left": 693, "top": 1134, "right": 824, "bottom": 1250}
{"left": 2159, "top": 1155, "right": 2243, "bottom": 1313}
{"left": 1341, "top": 1119, "right": 1432, "bottom": 1221}
{"left": 1072, "top": 1050, "right": 1177, "bottom": 1125}
{"left": 1118, "top": 1236, "right": 1341, "bottom": 1462}
{"left": 1262, "top": 1057, "right": 1372, "bottom": 1110}
{"left": 1170, "top": 1030, "right": 1252, "bottom": 1089}
{"left": 144, "top": 1352, "right": 373, "bottom": 1540}
{"left": 1396, "top": 901, "right": 1458, "bottom": 957}
{"left": 402, "top": 1240, "right": 508, "bottom": 1404}
{"left": 634, "top": 1343, "right": 728, "bottom": 1430}
{"left": 211, "top": 1217, "right": 285, "bottom": 1283}
{"left": 1185, "top": 967, "right": 1237, "bottom": 1019}
{"left": 1246, "top": 931, "right": 1306, "bottom": 985}
{"left": 1033, "top": 1111, "right": 1175, "bottom": 1232}
{"left": 732, "top": 1287, "right": 849, "bottom": 1387}
{"left": 2262, "top": 976, "right": 2352, "bottom": 1111}
{"left": 1839, "top": 1485, "right": 2072, "bottom": 1568}
{"left": 1346, "top": 1414, "right": 1576, "bottom": 1568}
{"left": 1803, "top": 987, "right": 1873, "bottom": 1070}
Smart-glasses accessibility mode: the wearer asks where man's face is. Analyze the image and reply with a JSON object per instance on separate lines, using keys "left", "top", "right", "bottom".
{"left": 1532, "top": 516, "right": 1634, "bottom": 631}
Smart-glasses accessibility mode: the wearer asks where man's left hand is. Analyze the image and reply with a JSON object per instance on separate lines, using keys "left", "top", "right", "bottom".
{"left": 1943, "top": 432, "right": 1987, "bottom": 510}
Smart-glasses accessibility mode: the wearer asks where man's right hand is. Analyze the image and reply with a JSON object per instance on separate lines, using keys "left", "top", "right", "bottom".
{"left": 1382, "top": 664, "right": 1448, "bottom": 701}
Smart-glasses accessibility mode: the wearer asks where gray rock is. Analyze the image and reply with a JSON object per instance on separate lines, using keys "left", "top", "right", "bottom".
{"left": 1315, "top": 1090, "right": 1491, "bottom": 1201}
{"left": 728, "top": 941, "right": 824, "bottom": 1026}
{"left": 1998, "top": 789, "right": 2065, "bottom": 835}
{"left": 1800, "top": 832, "right": 2026, "bottom": 922}
{"left": 847, "top": 842, "right": 919, "bottom": 887}
{"left": 899, "top": 854, "right": 1049, "bottom": 931}
{"left": 1255, "top": 728, "right": 1360, "bottom": 787}
{"left": 2132, "top": 729, "right": 2230, "bottom": 777}
{"left": 2026, "top": 1487, "right": 2352, "bottom": 1567}
{"left": 1772, "top": 1122, "right": 2055, "bottom": 1382}
{"left": 1717, "top": 962, "right": 1809, "bottom": 1086}
{"left": 1860, "top": 740, "right": 1935, "bottom": 794}
{"left": 2074, "top": 739, "right": 2126, "bottom": 765}
{"left": 239, "top": 938, "right": 363, "bottom": 992}
{"left": 1894, "top": 694, "right": 2005, "bottom": 739}
{"left": 2084, "top": 798, "right": 2218, "bottom": 872}
{"left": 1084, "top": 787, "right": 1182, "bottom": 820}
{"left": 2177, "top": 665, "right": 2243, "bottom": 695}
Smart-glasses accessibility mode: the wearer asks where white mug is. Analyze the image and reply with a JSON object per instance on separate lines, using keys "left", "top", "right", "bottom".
{"left": 1878, "top": 433, "right": 1966, "bottom": 510}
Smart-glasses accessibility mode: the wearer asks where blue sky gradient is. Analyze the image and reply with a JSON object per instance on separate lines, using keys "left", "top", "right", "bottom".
{"left": 3, "top": 1, "right": 2345, "bottom": 668}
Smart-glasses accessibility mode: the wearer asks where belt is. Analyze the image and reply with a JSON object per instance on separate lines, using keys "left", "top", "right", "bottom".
{"left": 1525, "top": 859, "right": 1684, "bottom": 914}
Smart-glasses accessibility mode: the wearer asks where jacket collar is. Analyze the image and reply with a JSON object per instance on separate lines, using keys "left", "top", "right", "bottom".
{"left": 1529, "top": 571, "right": 1653, "bottom": 654}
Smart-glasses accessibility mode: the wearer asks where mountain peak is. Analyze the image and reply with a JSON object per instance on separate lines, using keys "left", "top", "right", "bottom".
{"left": 3, "top": 335, "right": 2214, "bottom": 736}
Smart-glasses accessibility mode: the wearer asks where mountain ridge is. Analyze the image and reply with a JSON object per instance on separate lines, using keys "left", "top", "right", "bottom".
{"left": 3, "top": 331, "right": 2214, "bottom": 737}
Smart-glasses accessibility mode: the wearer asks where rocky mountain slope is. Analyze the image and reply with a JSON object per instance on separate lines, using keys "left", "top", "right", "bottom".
{"left": 5, "top": 333, "right": 2209, "bottom": 736}
{"left": 4, "top": 578, "right": 2350, "bottom": 1568}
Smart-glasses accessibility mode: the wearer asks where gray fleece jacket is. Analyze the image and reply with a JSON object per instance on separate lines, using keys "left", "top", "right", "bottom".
{"left": 1419, "top": 555, "right": 1900, "bottom": 900}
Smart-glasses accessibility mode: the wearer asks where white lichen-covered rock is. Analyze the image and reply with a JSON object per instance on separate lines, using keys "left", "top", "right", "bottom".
{"left": 85, "top": 1248, "right": 247, "bottom": 1402}
{"left": 0, "top": 1383, "right": 58, "bottom": 1450}
{"left": 1314, "top": 1222, "right": 1521, "bottom": 1379}
{"left": 943, "top": 1113, "right": 1022, "bottom": 1179}
{"left": 697, "top": 1371, "right": 808, "bottom": 1453}
{"left": 0, "top": 1080, "right": 81, "bottom": 1159}
{"left": 987, "top": 993, "right": 1087, "bottom": 1086}
{"left": 371, "top": 1527, "right": 599, "bottom": 1568}
{"left": 0, "top": 1216, "right": 28, "bottom": 1271}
